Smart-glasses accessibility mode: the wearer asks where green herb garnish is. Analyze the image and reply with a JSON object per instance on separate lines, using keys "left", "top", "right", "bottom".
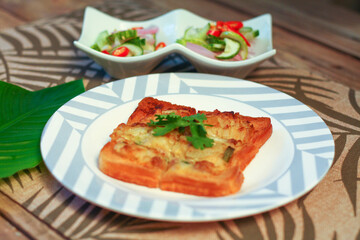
{"left": 147, "top": 113, "right": 214, "bottom": 150}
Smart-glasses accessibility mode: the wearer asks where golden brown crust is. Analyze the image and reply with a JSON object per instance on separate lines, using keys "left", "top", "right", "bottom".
{"left": 200, "top": 110, "right": 273, "bottom": 170}
{"left": 99, "top": 141, "right": 166, "bottom": 188}
{"left": 160, "top": 163, "right": 244, "bottom": 197}
{"left": 127, "top": 97, "right": 196, "bottom": 124}
{"left": 99, "top": 97, "right": 272, "bottom": 196}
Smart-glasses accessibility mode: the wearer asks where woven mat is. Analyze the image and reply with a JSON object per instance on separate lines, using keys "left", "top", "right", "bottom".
{"left": 0, "top": 0, "right": 359, "bottom": 239}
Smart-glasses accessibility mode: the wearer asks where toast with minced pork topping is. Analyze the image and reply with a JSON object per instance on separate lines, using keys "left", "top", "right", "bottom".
{"left": 99, "top": 97, "right": 272, "bottom": 196}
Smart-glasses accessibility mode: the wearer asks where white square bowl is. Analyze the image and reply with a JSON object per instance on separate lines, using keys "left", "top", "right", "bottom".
{"left": 74, "top": 7, "right": 276, "bottom": 79}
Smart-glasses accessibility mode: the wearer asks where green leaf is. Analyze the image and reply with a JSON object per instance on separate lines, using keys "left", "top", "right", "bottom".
{"left": 148, "top": 113, "right": 185, "bottom": 136}
{"left": 183, "top": 113, "right": 207, "bottom": 122}
{"left": 0, "top": 80, "right": 85, "bottom": 178}
{"left": 187, "top": 124, "right": 214, "bottom": 150}
{"left": 147, "top": 112, "right": 214, "bottom": 150}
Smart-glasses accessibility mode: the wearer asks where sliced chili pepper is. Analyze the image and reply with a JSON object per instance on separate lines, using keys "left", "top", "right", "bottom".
{"left": 155, "top": 42, "right": 166, "bottom": 50}
{"left": 237, "top": 31, "right": 251, "bottom": 46}
{"left": 112, "top": 46, "right": 130, "bottom": 57}
{"left": 131, "top": 27, "right": 144, "bottom": 30}
{"left": 225, "top": 27, "right": 251, "bottom": 47}
{"left": 224, "top": 21, "right": 243, "bottom": 31}
{"left": 207, "top": 29, "right": 221, "bottom": 37}
{"left": 216, "top": 21, "right": 224, "bottom": 28}
{"left": 101, "top": 50, "right": 110, "bottom": 55}
{"left": 222, "top": 24, "right": 229, "bottom": 31}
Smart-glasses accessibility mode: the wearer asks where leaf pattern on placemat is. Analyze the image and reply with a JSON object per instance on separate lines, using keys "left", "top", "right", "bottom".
{"left": 0, "top": 0, "right": 359, "bottom": 239}
{"left": 249, "top": 67, "right": 360, "bottom": 217}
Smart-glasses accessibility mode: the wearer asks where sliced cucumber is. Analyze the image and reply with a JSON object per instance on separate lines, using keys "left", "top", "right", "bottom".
{"left": 239, "top": 26, "right": 253, "bottom": 33}
{"left": 107, "top": 29, "right": 137, "bottom": 45}
{"left": 143, "top": 42, "right": 155, "bottom": 52}
{"left": 179, "top": 38, "right": 223, "bottom": 52}
{"left": 120, "top": 43, "right": 143, "bottom": 56}
{"left": 95, "top": 30, "right": 110, "bottom": 51}
{"left": 106, "top": 34, "right": 116, "bottom": 46}
{"left": 90, "top": 43, "right": 100, "bottom": 51}
{"left": 177, "top": 23, "right": 212, "bottom": 49}
{"left": 126, "top": 37, "right": 145, "bottom": 47}
{"left": 210, "top": 43, "right": 225, "bottom": 51}
{"left": 215, "top": 38, "right": 240, "bottom": 59}
{"left": 206, "top": 35, "right": 225, "bottom": 45}
{"left": 183, "top": 23, "right": 210, "bottom": 41}
{"left": 219, "top": 31, "right": 248, "bottom": 59}
{"left": 242, "top": 29, "right": 259, "bottom": 41}
{"left": 176, "top": 38, "right": 186, "bottom": 46}
{"left": 185, "top": 38, "right": 207, "bottom": 47}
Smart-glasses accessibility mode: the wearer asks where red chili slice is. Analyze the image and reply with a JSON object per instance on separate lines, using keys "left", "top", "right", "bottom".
{"left": 112, "top": 46, "right": 130, "bottom": 57}
{"left": 216, "top": 21, "right": 224, "bottom": 28}
{"left": 101, "top": 50, "right": 110, "bottom": 55}
{"left": 237, "top": 31, "right": 251, "bottom": 46}
{"left": 224, "top": 21, "right": 243, "bottom": 30}
{"left": 207, "top": 29, "right": 221, "bottom": 37}
{"left": 155, "top": 42, "right": 166, "bottom": 50}
{"left": 226, "top": 27, "right": 251, "bottom": 47}
{"left": 215, "top": 20, "right": 250, "bottom": 46}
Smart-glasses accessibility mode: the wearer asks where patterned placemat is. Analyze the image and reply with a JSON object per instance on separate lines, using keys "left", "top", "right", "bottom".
{"left": 0, "top": 0, "right": 359, "bottom": 239}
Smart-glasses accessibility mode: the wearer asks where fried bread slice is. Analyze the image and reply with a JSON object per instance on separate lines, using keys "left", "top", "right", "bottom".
{"left": 127, "top": 97, "right": 196, "bottom": 124}
{"left": 99, "top": 97, "right": 272, "bottom": 196}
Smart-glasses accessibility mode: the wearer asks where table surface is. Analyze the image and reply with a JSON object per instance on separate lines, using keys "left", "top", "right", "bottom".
{"left": 0, "top": 0, "right": 359, "bottom": 239}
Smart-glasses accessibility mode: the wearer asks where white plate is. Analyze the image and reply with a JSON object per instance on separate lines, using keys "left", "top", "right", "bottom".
{"left": 74, "top": 7, "right": 276, "bottom": 79}
{"left": 41, "top": 73, "right": 334, "bottom": 222}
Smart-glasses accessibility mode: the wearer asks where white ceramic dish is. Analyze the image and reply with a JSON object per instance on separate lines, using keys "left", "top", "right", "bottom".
{"left": 74, "top": 7, "right": 276, "bottom": 79}
{"left": 41, "top": 73, "right": 334, "bottom": 222}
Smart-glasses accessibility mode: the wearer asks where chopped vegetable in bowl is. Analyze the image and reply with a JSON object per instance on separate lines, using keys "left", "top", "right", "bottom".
{"left": 90, "top": 26, "right": 166, "bottom": 57}
{"left": 90, "top": 21, "right": 258, "bottom": 60}
{"left": 176, "top": 21, "right": 259, "bottom": 61}
{"left": 75, "top": 7, "right": 275, "bottom": 79}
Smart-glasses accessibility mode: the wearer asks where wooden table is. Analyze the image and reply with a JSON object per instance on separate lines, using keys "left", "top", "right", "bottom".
{"left": 0, "top": 0, "right": 359, "bottom": 239}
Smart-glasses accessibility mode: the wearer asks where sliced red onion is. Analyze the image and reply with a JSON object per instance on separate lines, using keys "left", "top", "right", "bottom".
{"left": 142, "top": 34, "right": 155, "bottom": 45}
{"left": 225, "top": 54, "right": 242, "bottom": 61}
{"left": 136, "top": 25, "right": 159, "bottom": 35}
{"left": 186, "top": 42, "right": 217, "bottom": 59}
{"left": 186, "top": 42, "right": 245, "bottom": 61}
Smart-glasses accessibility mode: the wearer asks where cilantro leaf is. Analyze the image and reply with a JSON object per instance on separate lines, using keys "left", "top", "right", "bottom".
{"left": 147, "top": 112, "right": 214, "bottom": 150}
{"left": 183, "top": 113, "right": 207, "bottom": 122}
{"left": 148, "top": 113, "right": 188, "bottom": 136}
{"left": 187, "top": 124, "right": 214, "bottom": 150}
{"left": 187, "top": 135, "right": 214, "bottom": 150}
